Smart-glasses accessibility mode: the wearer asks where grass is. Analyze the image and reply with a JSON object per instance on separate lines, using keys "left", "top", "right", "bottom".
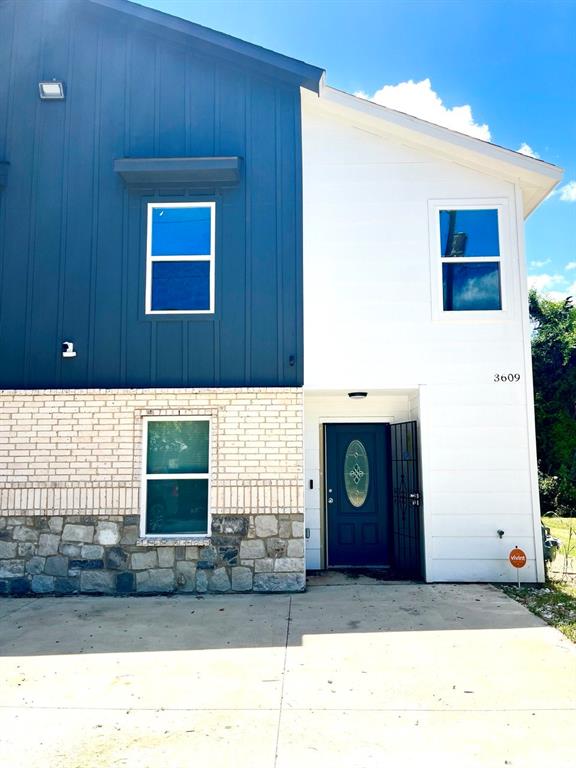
{"left": 543, "top": 515, "right": 576, "bottom": 582}
{"left": 542, "top": 515, "right": 576, "bottom": 553}
{"left": 501, "top": 516, "right": 576, "bottom": 644}
{"left": 502, "top": 582, "right": 576, "bottom": 644}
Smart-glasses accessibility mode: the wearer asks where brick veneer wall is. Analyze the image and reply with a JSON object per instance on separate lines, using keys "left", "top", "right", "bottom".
{"left": 0, "top": 388, "right": 305, "bottom": 595}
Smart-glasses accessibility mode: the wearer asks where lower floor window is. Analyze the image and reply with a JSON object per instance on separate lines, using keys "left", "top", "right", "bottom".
{"left": 142, "top": 418, "right": 210, "bottom": 535}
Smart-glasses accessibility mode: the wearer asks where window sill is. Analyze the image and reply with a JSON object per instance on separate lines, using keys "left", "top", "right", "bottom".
{"left": 432, "top": 308, "right": 510, "bottom": 323}
{"left": 137, "top": 536, "right": 212, "bottom": 547}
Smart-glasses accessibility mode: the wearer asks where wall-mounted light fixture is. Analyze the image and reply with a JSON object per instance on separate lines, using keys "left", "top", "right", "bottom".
{"left": 39, "top": 80, "right": 65, "bottom": 100}
{"left": 348, "top": 392, "right": 367, "bottom": 399}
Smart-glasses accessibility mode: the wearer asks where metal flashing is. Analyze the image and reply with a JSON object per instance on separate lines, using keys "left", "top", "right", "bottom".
{"left": 114, "top": 156, "right": 241, "bottom": 186}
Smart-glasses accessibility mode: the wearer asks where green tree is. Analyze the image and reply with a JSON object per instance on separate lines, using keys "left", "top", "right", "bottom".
{"left": 529, "top": 289, "right": 576, "bottom": 515}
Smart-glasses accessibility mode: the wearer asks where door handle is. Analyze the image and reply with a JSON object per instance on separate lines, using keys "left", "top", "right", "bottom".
{"left": 328, "top": 498, "right": 334, "bottom": 504}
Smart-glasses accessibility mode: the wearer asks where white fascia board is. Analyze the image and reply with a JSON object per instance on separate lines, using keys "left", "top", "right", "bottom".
{"left": 304, "top": 86, "right": 563, "bottom": 217}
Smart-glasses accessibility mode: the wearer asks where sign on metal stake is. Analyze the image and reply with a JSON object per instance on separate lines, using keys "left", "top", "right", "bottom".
{"left": 509, "top": 546, "right": 527, "bottom": 588}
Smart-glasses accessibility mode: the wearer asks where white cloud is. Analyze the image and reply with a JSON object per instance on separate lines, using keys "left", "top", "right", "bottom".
{"left": 527, "top": 274, "right": 576, "bottom": 300}
{"left": 545, "top": 285, "right": 576, "bottom": 301}
{"left": 529, "top": 259, "right": 550, "bottom": 268}
{"left": 566, "top": 262, "right": 576, "bottom": 270}
{"left": 517, "top": 143, "right": 539, "bottom": 159}
{"left": 457, "top": 268, "right": 500, "bottom": 307}
{"left": 559, "top": 180, "right": 576, "bottom": 202}
{"left": 527, "top": 274, "right": 566, "bottom": 293}
{"left": 355, "top": 79, "right": 491, "bottom": 141}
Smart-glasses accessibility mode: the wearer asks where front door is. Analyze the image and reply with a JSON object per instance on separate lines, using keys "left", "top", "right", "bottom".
{"left": 325, "top": 423, "right": 391, "bottom": 567}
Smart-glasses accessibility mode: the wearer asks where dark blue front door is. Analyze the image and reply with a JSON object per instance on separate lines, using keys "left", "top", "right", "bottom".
{"left": 325, "top": 423, "right": 391, "bottom": 567}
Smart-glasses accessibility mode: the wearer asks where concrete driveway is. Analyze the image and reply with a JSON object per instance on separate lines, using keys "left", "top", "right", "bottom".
{"left": 1, "top": 582, "right": 575, "bottom": 767}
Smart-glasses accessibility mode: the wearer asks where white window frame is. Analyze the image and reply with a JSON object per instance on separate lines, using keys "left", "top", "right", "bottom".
{"left": 428, "top": 199, "right": 509, "bottom": 322}
{"left": 145, "top": 201, "right": 216, "bottom": 315}
{"left": 140, "top": 415, "right": 212, "bottom": 539}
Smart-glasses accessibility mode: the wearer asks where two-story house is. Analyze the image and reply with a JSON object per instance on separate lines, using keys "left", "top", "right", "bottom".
{"left": 0, "top": 0, "right": 562, "bottom": 594}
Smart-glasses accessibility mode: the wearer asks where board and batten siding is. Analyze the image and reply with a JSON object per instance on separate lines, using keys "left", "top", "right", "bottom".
{"left": 301, "top": 92, "right": 544, "bottom": 582}
{"left": 0, "top": 0, "right": 303, "bottom": 388}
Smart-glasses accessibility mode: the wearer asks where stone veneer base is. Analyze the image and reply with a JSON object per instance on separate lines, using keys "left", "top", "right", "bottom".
{"left": 0, "top": 513, "right": 306, "bottom": 595}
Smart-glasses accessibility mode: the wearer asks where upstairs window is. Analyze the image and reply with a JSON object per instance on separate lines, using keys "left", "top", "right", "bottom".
{"left": 439, "top": 208, "right": 502, "bottom": 312}
{"left": 146, "top": 202, "right": 215, "bottom": 314}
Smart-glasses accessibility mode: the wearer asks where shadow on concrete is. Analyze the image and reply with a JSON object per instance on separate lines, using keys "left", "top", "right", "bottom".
{"left": 0, "top": 582, "right": 547, "bottom": 657}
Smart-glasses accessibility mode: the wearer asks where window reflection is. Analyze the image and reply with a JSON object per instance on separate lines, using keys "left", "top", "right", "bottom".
{"left": 151, "top": 261, "right": 210, "bottom": 311}
{"left": 442, "top": 262, "right": 502, "bottom": 311}
{"left": 440, "top": 209, "right": 499, "bottom": 258}
{"left": 152, "top": 206, "right": 211, "bottom": 256}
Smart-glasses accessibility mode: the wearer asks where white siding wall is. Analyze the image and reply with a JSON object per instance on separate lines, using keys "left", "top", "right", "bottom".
{"left": 302, "top": 95, "right": 543, "bottom": 582}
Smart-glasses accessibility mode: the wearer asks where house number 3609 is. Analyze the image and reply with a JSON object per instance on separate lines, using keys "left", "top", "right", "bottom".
{"left": 494, "top": 373, "right": 521, "bottom": 382}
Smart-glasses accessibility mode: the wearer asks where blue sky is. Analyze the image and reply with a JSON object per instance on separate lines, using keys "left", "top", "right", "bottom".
{"left": 139, "top": 0, "right": 576, "bottom": 299}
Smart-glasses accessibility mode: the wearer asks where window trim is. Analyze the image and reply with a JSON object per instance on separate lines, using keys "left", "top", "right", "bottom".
{"left": 428, "top": 199, "right": 509, "bottom": 321}
{"left": 140, "top": 415, "right": 212, "bottom": 539}
{"left": 145, "top": 201, "right": 216, "bottom": 315}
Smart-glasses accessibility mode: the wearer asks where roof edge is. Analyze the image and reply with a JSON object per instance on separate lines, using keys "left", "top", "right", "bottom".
{"left": 309, "top": 86, "right": 562, "bottom": 215}
{"left": 87, "top": 0, "right": 325, "bottom": 92}
{"left": 323, "top": 86, "right": 562, "bottom": 179}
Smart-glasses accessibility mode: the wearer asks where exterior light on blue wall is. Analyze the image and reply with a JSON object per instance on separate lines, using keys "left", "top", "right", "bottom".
{"left": 39, "top": 80, "right": 65, "bottom": 100}
{"left": 348, "top": 392, "right": 368, "bottom": 399}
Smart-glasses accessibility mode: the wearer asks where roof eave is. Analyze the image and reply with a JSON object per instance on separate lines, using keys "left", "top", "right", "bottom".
{"left": 309, "top": 86, "right": 563, "bottom": 216}
{"left": 87, "top": 0, "right": 324, "bottom": 92}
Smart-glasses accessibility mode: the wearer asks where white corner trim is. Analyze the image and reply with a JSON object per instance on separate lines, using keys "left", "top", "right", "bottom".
{"left": 514, "top": 184, "right": 545, "bottom": 583}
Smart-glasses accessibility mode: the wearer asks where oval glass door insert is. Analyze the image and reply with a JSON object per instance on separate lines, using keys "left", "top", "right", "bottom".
{"left": 344, "top": 440, "right": 370, "bottom": 508}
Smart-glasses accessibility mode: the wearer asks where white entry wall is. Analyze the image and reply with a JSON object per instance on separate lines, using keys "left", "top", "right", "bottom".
{"left": 304, "top": 387, "right": 543, "bottom": 582}
{"left": 301, "top": 89, "right": 544, "bottom": 582}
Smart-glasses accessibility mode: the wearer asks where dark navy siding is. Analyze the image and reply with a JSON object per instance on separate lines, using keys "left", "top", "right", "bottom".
{"left": 0, "top": 0, "right": 304, "bottom": 388}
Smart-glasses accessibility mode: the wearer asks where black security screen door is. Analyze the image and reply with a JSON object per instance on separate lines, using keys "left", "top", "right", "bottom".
{"left": 325, "top": 423, "right": 391, "bottom": 567}
{"left": 390, "top": 421, "right": 422, "bottom": 579}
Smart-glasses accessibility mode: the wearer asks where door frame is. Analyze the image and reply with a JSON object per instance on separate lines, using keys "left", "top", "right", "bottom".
{"left": 320, "top": 418, "right": 393, "bottom": 569}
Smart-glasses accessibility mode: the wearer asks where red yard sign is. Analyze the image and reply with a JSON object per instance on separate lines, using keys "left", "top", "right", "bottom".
{"left": 509, "top": 548, "right": 527, "bottom": 569}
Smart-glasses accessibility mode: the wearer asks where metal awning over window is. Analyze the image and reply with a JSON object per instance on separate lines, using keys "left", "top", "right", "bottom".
{"left": 113, "top": 157, "right": 241, "bottom": 187}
